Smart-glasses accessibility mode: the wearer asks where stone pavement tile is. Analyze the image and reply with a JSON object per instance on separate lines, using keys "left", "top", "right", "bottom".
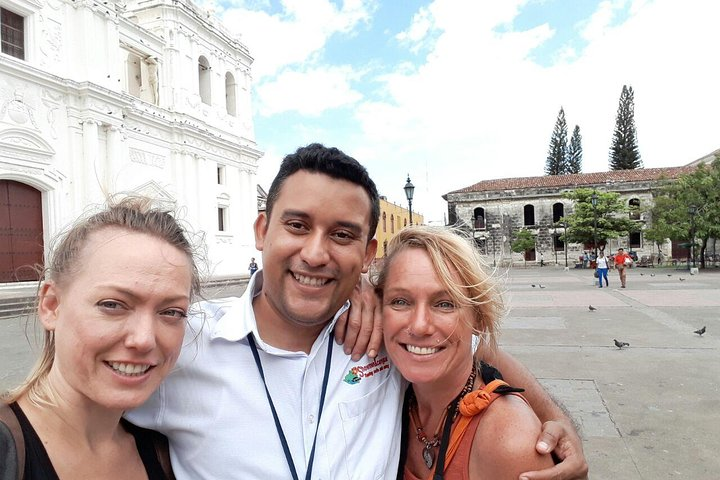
{"left": 503, "top": 317, "right": 566, "bottom": 329}
{"left": 583, "top": 437, "right": 643, "bottom": 480}
{"left": 620, "top": 289, "right": 720, "bottom": 307}
{"left": 507, "top": 290, "right": 630, "bottom": 307}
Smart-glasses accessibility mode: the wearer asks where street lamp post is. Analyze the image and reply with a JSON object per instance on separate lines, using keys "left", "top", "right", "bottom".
{"left": 591, "top": 193, "right": 598, "bottom": 260}
{"left": 688, "top": 204, "right": 697, "bottom": 268}
{"left": 562, "top": 221, "right": 568, "bottom": 268}
{"left": 404, "top": 175, "right": 415, "bottom": 226}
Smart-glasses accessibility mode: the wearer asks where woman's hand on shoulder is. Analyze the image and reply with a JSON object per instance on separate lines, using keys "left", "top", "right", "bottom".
{"left": 470, "top": 395, "right": 554, "bottom": 480}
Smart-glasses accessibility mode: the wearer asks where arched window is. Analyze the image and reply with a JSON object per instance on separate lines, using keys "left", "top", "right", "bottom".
{"left": 473, "top": 207, "right": 485, "bottom": 229}
{"left": 629, "top": 198, "right": 640, "bottom": 220}
{"left": 390, "top": 214, "right": 395, "bottom": 233}
{"left": 225, "top": 72, "right": 236, "bottom": 116}
{"left": 382, "top": 212, "right": 386, "bottom": 232}
{"left": 552, "top": 202, "right": 564, "bottom": 223}
{"left": 198, "top": 56, "right": 211, "bottom": 105}
{"left": 524, "top": 204, "right": 535, "bottom": 226}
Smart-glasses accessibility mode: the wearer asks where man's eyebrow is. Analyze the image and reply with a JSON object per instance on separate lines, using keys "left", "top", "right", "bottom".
{"left": 279, "top": 209, "right": 310, "bottom": 220}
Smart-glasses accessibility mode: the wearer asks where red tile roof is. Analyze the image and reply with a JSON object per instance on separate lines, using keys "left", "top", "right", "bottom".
{"left": 445, "top": 166, "right": 697, "bottom": 196}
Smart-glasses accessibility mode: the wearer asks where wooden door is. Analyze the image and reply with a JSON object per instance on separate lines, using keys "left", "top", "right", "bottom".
{"left": 0, "top": 180, "right": 44, "bottom": 282}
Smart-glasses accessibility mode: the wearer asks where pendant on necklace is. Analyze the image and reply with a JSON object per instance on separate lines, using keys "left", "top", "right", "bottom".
{"left": 423, "top": 445, "right": 435, "bottom": 469}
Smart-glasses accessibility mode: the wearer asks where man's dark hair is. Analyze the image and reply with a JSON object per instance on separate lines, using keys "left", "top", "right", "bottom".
{"left": 265, "top": 143, "right": 380, "bottom": 243}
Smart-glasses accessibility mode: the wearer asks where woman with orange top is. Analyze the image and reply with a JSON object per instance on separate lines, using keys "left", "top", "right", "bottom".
{"left": 375, "top": 226, "right": 553, "bottom": 480}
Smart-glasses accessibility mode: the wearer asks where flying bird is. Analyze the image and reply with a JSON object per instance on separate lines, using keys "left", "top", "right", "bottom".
{"left": 614, "top": 339, "right": 630, "bottom": 349}
{"left": 588, "top": 305, "right": 597, "bottom": 312}
{"left": 694, "top": 326, "right": 706, "bottom": 336}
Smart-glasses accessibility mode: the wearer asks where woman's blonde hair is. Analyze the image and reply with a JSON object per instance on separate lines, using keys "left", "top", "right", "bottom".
{"left": 3, "top": 195, "right": 205, "bottom": 406}
{"left": 374, "top": 226, "right": 505, "bottom": 353}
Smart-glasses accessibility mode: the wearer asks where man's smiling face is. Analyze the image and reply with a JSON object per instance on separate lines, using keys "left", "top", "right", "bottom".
{"left": 254, "top": 170, "right": 377, "bottom": 333}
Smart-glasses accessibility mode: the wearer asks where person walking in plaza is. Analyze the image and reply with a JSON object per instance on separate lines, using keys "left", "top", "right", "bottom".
{"left": 248, "top": 256, "right": 258, "bottom": 276}
{"left": 596, "top": 250, "right": 610, "bottom": 288}
{"left": 1, "top": 197, "right": 202, "bottom": 480}
{"left": 614, "top": 247, "right": 633, "bottom": 288}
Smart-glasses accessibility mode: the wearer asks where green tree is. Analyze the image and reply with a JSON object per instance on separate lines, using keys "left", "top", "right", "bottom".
{"left": 609, "top": 85, "right": 642, "bottom": 170}
{"left": 511, "top": 229, "right": 536, "bottom": 267}
{"left": 567, "top": 125, "right": 583, "bottom": 174}
{"left": 546, "top": 107, "right": 568, "bottom": 175}
{"left": 562, "top": 189, "right": 640, "bottom": 253}
{"left": 647, "top": 157, "right": 720, "bottom": 268}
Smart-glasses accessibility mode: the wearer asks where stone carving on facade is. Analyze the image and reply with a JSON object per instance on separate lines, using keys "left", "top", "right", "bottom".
{"left": 0, "top": 161, "right": 40, "bottom": 175}
{"left": 1, "top": 92, "right": 39, "bottom": 129}
{"left": 216, "top": 235, "right": 233, "bottom": 244}
{"left": 129, "top": 147, "right": 166, "bottom": 168}
{"left": 133, "top": 180, "right": 176, "bottom": 207}
{"left": 39, "top": 16, "right": 63, "bottom": 66}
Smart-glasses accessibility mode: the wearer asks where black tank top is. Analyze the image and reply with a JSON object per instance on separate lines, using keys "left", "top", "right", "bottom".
{"left": 9, "top": 402, "right": 168, "bottom": 480}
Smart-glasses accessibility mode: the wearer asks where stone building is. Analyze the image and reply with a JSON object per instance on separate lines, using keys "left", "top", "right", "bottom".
{"left": 0, "top": 0, "right": 262, "bottom": 284}
{"left": 443, "top": 166, "right": 697, "bottom": 266}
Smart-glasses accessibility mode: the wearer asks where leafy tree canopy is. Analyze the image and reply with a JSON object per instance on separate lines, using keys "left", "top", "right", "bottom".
{"left": 561, "top": 188, "right": 640, "bottom": 251}
{"left": 647, "top": 157, "right": 720, "bottom": 267}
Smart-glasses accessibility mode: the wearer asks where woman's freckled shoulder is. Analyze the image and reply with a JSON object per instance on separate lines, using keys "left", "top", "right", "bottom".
{"left": 470, "top": 394, "right": 554, "bottom": 478}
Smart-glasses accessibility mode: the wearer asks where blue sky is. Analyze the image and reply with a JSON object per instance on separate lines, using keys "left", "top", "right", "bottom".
{"left": 204, "top": 0, "right": 720, "bottom": 224}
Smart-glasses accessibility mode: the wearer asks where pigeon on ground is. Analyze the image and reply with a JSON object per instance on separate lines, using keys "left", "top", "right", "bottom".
{"left": 531, "top": 284, "right": 536, "bottom": 287}
{"left": 679, "top": 277, "right": 686, "bottom": 282}
{"left": 667, "top": 274, "right": 672, "bottom": 277}
{"left": 589, "top": 305, "right": 597, "bottom": 311}
{"left": 539, "top": 284, "right": 546, "bottom": 289}
{"left": 650, "top": 273, "right": 655, "bottom": 277}
{"left": 614, "top": 339, "right": 630, "bottom": 349}
{"left": 694, "top": 326, "right": 706, "bottom": 336}
{"left": 640, "top": 273, "right": 644, "bottom": 276}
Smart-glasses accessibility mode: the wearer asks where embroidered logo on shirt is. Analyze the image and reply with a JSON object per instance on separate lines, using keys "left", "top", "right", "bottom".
{"left": 343, "top": 356, "right": 389, "bottom": 384}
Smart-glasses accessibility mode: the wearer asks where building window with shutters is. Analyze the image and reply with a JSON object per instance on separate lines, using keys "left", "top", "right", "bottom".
{"left": 1, "top": 7, "right": 24, "bottom": 60}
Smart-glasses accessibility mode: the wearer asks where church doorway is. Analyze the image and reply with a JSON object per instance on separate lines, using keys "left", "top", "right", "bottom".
{"left": 0, "top": 180, "right": 44, "bottom": 282}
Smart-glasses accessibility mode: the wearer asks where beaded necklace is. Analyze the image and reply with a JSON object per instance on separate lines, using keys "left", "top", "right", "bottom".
{"left": 408, "top": 366, "right": 477, "bottom": 469}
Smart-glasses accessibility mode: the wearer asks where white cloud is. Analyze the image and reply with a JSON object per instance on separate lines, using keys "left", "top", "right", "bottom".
{"left": 256, "top": 66, "right": 363, "bottom": 116}
{"left": 217, "top": 0, "right": 375, "bottom": 79}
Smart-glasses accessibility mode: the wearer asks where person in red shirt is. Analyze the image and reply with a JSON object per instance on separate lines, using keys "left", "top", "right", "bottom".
{"left": 614, "top": 247, "right": 632, "bottom": 288}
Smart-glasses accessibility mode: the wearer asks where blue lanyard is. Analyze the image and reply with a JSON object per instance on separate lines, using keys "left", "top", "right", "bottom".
{"left": 247, "top": 329, "right": 334, "bottom": 480}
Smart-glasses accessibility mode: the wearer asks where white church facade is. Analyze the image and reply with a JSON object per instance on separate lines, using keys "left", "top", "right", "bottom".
{"left": 0, "top": 0, "right": 263, "bottom": 283}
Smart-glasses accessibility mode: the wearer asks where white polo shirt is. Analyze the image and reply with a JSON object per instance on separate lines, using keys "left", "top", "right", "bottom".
{"left": 127, "top": 271, "right": 404, "bottom": 480}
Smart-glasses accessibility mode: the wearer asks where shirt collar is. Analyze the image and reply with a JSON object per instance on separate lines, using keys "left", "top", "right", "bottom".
{"left": 210, "top": 269, "right": 350, "bottom": 352}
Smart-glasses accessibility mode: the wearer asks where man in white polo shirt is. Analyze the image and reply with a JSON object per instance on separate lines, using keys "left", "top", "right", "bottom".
{"left": 128, "top": 144, "right": 587, "bottom": 479}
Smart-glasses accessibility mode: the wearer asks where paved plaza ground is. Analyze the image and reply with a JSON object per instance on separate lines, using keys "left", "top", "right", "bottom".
{"left": 1, "top": 266, "right": 718, "bottom": 479}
